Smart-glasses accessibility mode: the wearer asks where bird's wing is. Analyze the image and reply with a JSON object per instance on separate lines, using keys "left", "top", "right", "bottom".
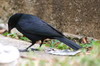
{"left": 17, "top": 16, "right": 64, "bottom": 37}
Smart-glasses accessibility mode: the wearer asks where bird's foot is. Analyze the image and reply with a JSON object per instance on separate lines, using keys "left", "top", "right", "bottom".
{"left": 19, "top": 48, "right": 39, "bottom": 52}
{"left": 31, "top": 48, "right": 39, "bottom": 51}
{"left": 19, "top": 49, "right": 29, "bottom": 52}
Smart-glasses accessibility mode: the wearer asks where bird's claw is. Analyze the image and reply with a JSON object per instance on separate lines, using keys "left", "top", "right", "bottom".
{"left": 31, "top": 48, "right": 39, "bottom": 51}
{"left": 19, "top": 48, "right": 39, "bottom": 52}
{"left": 19, "top": 49, "right": 29, "bottom": 52}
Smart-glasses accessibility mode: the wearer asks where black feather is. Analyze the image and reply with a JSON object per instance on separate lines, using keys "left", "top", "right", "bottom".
{"left": 54, "top": 37, "right": 82, "bottom": 50}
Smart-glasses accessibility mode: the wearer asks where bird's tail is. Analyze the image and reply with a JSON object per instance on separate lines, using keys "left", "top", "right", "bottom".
{"left": 54, "top": 37, "right": 82, "bottom": 50}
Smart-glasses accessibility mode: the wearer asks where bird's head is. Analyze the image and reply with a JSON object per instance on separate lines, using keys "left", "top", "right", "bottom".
{"left": 8, "top": 13, "right": 23, "bottom": 33}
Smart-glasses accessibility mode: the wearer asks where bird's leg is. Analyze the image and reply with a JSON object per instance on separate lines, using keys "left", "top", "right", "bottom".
{"left": 31, "top": 41, "right": 40, "bottom": 51}
{"left": 19, "top": 41, "right": 36, "bottom": 52}
{"left": 40, "top": 39, "right": 45, "bottom": 47}
{"left": 25, "top": 44, "right": 35, "bottom": 51}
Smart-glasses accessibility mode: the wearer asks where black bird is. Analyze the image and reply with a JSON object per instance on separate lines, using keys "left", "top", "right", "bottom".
{"left": 8, "top": 13, "right": 82, "bottom": 51}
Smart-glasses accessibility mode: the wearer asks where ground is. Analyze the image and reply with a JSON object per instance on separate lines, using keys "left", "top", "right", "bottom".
{"left": 0, "top": 35, "right": 100, "bottom": 66}
{"left": 0, "top": 35, "right": 68, "bottom": 66}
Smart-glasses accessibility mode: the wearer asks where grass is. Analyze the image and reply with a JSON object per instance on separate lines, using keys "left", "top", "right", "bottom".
{"left": 3, "top": 32, "right": 30, "bottom": 41}
{"left": 44, "top": 39, "right": 69, "bottom": 50}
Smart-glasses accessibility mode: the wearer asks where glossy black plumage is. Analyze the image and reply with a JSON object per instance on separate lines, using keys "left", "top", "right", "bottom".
{"left": 8, "top": 13, "right": 82, "bottom": 51}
